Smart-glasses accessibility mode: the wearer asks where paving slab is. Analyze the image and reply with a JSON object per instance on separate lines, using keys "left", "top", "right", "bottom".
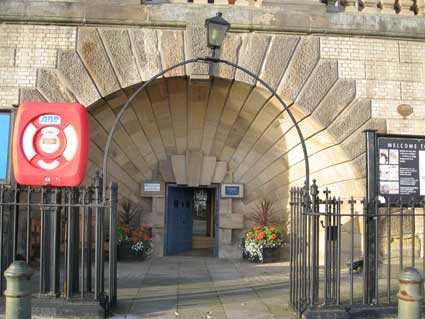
{"left": 111, "top": 257, "right": 295, "bottom": 319}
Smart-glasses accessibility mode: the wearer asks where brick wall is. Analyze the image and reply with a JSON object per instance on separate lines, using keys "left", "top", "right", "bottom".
{"left": 321, "top": 36, "right": 425, "bottom": 134}
{"left": 1, "top": 24, "right": 425, "bottom": 136}
{"left": 0, "top": 24, "right": 76, "bottom": 108}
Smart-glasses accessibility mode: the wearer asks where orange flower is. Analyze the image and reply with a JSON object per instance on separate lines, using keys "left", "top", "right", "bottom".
{"left": 270, "top": 227, "right": 276, "bottom": 232}
{"left": 143, "top": 233, "right": 150, "bottom": 241}
{"left": 140, "top": 226, "right": 145, "bottom": 231}
{"left": 246, "top": 234, "right": 252, "bottom": 239}
{"left": 257, "top": 231, "right": 265, "bottom": 240}
{"left": 131, "top": 237, "right": 138, "bottom": 243}
{"left": 252, "top": 226, "right": 257, "bottom": 231}
{"left": 270, "top": 233, "right": 277, "bottom": 240}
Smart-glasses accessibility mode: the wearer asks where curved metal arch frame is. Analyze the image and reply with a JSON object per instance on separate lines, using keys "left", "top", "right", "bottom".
{"left": 101, "top": 57, "right": 310, "bottom": 200}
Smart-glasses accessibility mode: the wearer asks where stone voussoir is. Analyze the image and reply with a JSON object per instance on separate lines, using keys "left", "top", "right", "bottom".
{"left": 216, "top": 33, "right": 243, "bottom": 80}
{"left": 328, "top": 99, "right": 372, "bottom": 144}
{"left": 19, "top": 88, "right": 46, "bottom": 103}
{"left": 259, "top": 34, "right": 300, "bottom": 91}
{"left": 277, "top": 36, "right": 320, "bottom": 103}
{"left": 295, "top": 59, "right": 338, "bottom": 115}
{"left": 184, "top": 24, "right": 209, "bottom": 77}
{"left": 98, "top": 27, "right": 142, "bottom": 88}
{"left": 77, "top": 27, "right": 121, "bottom": 97}
{"left": 235, "top": 33, "right": 271, "bottom": 86}
{"left": 311, "top": 79, "right": 356, "bottom": 129}
{"left": 341, "top": 118, "right": 387, "bottom": 160}
{"left": 57, "top": 50, "right": 101, "bottom": 107}
{"left": 129, "top": 28, "right": 162, "bottom": 82}
{"left": 36, "top": 68, "right": 75, "bottom": 103}
{"left": 158, "top": 30, "right": 185, "bottom": 78}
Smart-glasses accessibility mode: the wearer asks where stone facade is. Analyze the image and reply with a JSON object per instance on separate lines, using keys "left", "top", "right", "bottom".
{"left": 0, "top": 25, "right": 76, "bottom": 108}
{"left": 1, "top": 1, "right": 425, "bottom": 258}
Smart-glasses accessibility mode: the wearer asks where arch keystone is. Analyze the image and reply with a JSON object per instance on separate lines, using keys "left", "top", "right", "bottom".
{"left": 129, "top": 29, "right": 162, "bottom": 81}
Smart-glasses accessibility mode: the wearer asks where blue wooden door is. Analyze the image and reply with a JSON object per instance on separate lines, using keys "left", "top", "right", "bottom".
{"left": 166, "top": 187, "right": 193, "bottom": 255}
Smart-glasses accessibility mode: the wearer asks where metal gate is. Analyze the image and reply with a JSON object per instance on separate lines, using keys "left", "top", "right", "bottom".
{"left": 0, "top": 174, "right": 117, "bottom": 316}
{"left": 290, "top": 180, "right": 425, "bottom": 316}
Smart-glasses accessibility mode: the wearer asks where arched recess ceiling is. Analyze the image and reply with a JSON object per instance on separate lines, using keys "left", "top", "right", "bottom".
{"left": 18, "top": 26, "right": 386, "bottom": 209}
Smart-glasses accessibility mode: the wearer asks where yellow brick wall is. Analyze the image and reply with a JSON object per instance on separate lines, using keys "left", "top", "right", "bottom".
{"left": 0, "top": 24, "right": 76, "bottom": 108}
{"left": 321, "top": 36, "right": 425, "bottom": 135}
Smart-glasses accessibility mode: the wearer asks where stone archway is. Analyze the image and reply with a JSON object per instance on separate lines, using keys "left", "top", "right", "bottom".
{"left": 18, "top": 26, "right": 386, "bottom": 257}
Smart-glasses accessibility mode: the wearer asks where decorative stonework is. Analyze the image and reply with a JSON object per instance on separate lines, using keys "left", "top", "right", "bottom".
{"left": 9, "top": 25, "right": 389, "bottom": 258}
{"left": 13, "top": 27, "right": 380, "bottom": 208}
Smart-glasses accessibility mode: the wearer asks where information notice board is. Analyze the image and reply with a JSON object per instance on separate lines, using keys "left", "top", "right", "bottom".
{"left": 378, "top": 136, "right": 425, "bottom": 203}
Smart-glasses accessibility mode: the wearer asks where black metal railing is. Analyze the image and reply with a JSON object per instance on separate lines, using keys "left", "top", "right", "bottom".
{"left": 290, "top": 180, "right": 425, "bottom": 315}
{"left": 0, "top": 174, "right": 117, "bottom": 314}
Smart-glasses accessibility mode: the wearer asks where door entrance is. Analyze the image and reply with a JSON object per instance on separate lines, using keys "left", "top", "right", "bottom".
{"left": 165, "top": 185, "right": 218, "bottom": 256}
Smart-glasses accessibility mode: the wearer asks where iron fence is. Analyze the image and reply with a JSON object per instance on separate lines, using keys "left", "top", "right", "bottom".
{"left": 0, "top": 174, "right": 117, "bottom": 316}
{"left": 290, "top": 180, "right": 425, "bottom": 315}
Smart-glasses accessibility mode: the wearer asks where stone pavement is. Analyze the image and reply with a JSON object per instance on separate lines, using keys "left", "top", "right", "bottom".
{"left": 111, "top": 256, "right": 296, "bottom": 319}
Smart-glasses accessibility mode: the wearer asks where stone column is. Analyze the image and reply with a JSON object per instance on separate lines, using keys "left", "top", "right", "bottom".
{"left": 218, "top": 199, "right": 244, "bottom": 258}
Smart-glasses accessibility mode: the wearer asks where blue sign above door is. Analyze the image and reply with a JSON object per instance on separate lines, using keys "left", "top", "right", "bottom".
{"left": 221, "top": 183, "right": 244, "bottom": 198}
{"left": 0, "top": 112, "right": 12, "bottom": 183}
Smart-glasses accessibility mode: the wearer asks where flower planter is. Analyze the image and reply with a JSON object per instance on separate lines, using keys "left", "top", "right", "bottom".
{"left": 117, "top": 242, "right": 145, "bottom": 261}
{"left": 241, "top": 226, "right": 285, "bottom": 263}
{"left": 262, "top": 246, "right": 281, "bottom": 263}
{"left": 117, "top": 225, "right": 153, "bottom": 261}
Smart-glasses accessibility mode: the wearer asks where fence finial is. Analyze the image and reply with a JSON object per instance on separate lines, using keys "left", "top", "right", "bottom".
{"left": 311, "top": 179, "right": 318, "bottom": 197}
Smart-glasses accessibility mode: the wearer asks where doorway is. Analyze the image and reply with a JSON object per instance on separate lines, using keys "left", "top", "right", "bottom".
{"left": 165, "top": 185, "right": 219, "bottom": 257}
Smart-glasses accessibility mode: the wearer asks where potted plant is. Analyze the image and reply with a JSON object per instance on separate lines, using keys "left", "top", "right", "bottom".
{"left": 241, "top": 226, "right": 283, "bottom": 263}
{"left": 240, "top": 199, "right": 285, "bottom": 262}
{"left": 117, "top": 225, "right": 152, "bottom": 261}
{"left": 117, "top": 199, "right": 152, "bottom": 261}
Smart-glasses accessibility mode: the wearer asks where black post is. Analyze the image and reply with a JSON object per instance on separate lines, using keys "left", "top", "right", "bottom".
{"left": 94, "top": 173, "right": 104, "bottom": 300}
{"left": 109, "top": 182, "right": 118, "bottom": 305}
{"left": 86, "top": 204, "right": 92, "bottom": 293}
{"left": 66, "top": 188, "right": 80, "bottom": 299}
{"left": 81, "top": 189, "right": 86, "bottom": 299}
{"left": 365, "top": 129, "right": 378, "bottom": 304}
{"left": 72, "top": 189, "right": 80, "bottom": 294}
{"left": 25, "top": 186, "right": 32, "bottom": 264}
{"left": 11, "top": 184, "right": 19, "bottom": 262}
{"left": 40, "top": 187, "right": 61, "bottom": 296}
{"left": 310, "top": 180, "right": 319, "bottom": 305}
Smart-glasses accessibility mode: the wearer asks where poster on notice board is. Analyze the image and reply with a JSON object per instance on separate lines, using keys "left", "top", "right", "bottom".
{"left": 378, "top": 136, "right": 425, "bottom": 203}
